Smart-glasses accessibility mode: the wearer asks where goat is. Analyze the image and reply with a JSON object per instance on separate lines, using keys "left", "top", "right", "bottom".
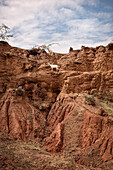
{"left": 48, "top": 63, "right": 59, "bottom": 71}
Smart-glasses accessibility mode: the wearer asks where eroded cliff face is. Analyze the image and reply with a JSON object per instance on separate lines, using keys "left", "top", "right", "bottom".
{"left": 0, "top": 41, "right": 113, "bottom": 169}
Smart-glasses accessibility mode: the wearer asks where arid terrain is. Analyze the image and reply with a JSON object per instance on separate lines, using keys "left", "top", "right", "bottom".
{"left": 0, "top": 41, "right": 113, "bottom": 169}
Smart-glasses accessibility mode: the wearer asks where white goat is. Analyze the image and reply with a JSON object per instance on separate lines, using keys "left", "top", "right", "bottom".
{"left": 48, "top": 63, "right": 59, "bottom": 71}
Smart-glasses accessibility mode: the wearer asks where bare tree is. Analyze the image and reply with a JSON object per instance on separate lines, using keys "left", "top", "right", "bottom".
{"left": 38, "top": 43, "right": 59, "bottom": 55}
{"left": 0, "top": 24, "right": 13, "bottom": 41}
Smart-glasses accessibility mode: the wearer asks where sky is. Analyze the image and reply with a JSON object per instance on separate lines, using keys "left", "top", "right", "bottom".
{"left": 0, "top": 0, "right": 113, "bottom": 53}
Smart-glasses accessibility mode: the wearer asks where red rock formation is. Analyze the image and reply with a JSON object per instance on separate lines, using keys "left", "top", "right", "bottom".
{"left": 82, "top": 111, "right": 113, "bottom": 162}
{"left": 0, "top": 41, "right": 113, "bottom": 169}
{"left": 0, "top": 89, "right": 48, "bottom": 141}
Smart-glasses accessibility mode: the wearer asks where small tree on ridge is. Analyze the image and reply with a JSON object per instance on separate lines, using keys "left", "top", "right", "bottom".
{"left": 0, "top": 24, "right": 13, "bottom": 41}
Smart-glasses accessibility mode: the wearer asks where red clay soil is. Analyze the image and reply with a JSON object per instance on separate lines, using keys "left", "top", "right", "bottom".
{"left": 0, "top": 41, "right": 113, "bottom": 169}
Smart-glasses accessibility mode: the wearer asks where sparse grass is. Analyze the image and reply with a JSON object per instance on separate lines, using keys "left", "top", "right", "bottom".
{"left": 13, "top": 142, "right": 51, "bottom": 155}
{"left": 84, "top": 94, "right": 96, "bottom": 106}
{"left": 74, "top": 110, "right": 79, "bottom": 116}
{"left": 93, "top": 90, "right": 99, "bottom": 97}
{"left": 100, "top": 102, "right": 113, "bottom": 114}
{"left": 49, "top": 156, "right": 73, "bottom": 168}
{"left": 104, "top": 92, "right": 113, "bottom": 102}
{"left": 0, "top": 135, "right": 75, "bottom": 169}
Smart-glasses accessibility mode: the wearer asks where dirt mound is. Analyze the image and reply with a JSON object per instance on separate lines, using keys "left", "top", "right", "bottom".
{"left": 0, "top": 41, "right": 113, "bottom": 169}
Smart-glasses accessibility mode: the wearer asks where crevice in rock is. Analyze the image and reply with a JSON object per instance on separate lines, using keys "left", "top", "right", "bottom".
{"left": 5, "top": 100, "right": 10, "bottom": 133}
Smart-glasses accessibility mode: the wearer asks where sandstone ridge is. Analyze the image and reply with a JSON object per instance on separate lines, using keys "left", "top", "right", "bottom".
{"left": 0, "top": 41, "right": 113, "bottom": 169}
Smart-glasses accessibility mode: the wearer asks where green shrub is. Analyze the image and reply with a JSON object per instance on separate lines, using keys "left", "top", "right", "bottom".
{"left": 85, "top": 94, "right": 96, "bottom": 106}
{"left": 100, "top": 102, "right": 113, "bottom": 114}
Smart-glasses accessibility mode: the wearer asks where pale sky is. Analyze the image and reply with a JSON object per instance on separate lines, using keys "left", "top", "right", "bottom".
{"left": 0, "top": 0, "right": 113, "bottom": 53}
